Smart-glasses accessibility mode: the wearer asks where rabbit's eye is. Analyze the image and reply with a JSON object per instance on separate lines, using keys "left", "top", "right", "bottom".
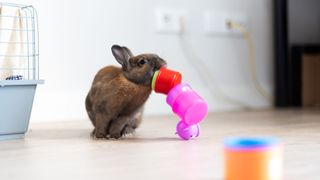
{"left": 138, "top": 59, "right": 147, "bottom": 66}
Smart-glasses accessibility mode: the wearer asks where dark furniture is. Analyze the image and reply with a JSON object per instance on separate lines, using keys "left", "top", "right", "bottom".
{"left": 273, "top": 0, "right": 320, "bottom": 107}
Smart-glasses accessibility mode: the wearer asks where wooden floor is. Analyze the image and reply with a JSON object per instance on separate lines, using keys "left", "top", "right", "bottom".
{"left": 1, "top": 109, "right": 320, "bottom": 180}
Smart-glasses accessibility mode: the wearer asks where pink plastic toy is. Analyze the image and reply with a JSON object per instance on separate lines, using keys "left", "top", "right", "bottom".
{"left": 151, "top": 68, "right": 208, "bottom": 140}
{"left": 167, "top": 83, "right": 208, "bottom": 125}
{"left": 176, "top": 121, "right": 200, "bottom": 140}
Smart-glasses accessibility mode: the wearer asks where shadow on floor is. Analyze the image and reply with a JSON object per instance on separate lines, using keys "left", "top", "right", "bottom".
{"left": 25, "top": 128, "right": 181, "bottom": 143}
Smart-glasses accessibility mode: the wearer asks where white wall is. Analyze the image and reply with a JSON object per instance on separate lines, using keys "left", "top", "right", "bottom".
{"left": 6, "top": 0, "right": 273, "bottom": 121}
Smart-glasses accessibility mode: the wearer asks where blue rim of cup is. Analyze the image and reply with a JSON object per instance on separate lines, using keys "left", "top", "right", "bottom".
{"left": 224, "top": 137, "right": 280, "bottom": 150}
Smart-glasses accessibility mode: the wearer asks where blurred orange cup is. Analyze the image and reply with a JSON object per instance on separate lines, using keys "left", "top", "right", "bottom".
{"left": 224, "top": 137, "right": 283, "bottom": 180}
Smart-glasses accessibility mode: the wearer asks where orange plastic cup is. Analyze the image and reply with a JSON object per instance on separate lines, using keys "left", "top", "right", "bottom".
{"left": 224, "top": 137, "right": 283, "bottom": 180}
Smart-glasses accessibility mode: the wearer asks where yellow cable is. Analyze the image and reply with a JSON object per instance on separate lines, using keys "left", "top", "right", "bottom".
{"left": 227, "top": 21, "right": 272, "bottom": 103}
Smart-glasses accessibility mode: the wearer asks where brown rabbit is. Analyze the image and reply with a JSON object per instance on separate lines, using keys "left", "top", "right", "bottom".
{"left": 85, "top": 45, "right": 167, "bottom": 139}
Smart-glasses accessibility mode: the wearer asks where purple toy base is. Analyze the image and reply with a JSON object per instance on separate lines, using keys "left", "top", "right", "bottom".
{"left": 176, "top": 121, "right": 200, "bottom": 140}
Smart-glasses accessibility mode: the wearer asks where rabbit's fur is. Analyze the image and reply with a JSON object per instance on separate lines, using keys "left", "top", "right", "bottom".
{"left": 85, "top": 45, "right": 167, "bottom": 139}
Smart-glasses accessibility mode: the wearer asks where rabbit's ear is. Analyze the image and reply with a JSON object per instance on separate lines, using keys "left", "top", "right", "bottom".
{"left": 111, "top": 45, "right": 131, "bottom": 69}
{"left": 122, "top": 46, "right": 133, "bottom": 57}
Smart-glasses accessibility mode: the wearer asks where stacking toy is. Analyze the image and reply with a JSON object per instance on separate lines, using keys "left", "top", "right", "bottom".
{"left": 176, "top": 121, "right": 200, "bottom": 140}
{"left": 152, "top": 68, "right": 182, "bottom": 94}
{"left": 166, "top": 83, "right": 208, "bottom": 125}
{"left": 224, "top": 137, "right": 283, "bottom": 180}
{"left": 152, "top": 67, "right": 208, "bottom": 140}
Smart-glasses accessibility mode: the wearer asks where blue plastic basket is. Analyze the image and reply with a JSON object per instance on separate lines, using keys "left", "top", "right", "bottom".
{"left": 0, "top": 80, "right": 43, "bottom": 140}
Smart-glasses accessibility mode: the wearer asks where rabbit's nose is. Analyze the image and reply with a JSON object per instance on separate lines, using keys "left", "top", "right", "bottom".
{"left": 153, "top": 58, "right": 167, "bottom": 70}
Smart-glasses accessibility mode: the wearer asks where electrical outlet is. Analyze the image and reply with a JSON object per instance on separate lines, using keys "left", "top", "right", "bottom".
{"left": 204, "top": 11, "right": 249, "bottom": 36}
{"left": 155, "top": 8, "right": 187, "bottom": 34}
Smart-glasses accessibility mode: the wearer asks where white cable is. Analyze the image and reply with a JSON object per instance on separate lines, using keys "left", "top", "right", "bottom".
{"left": 178, "top": 18, "right": 255, "bottom": 109}
{"left": 227, "top": 21, "right": 273, "bottom": 103}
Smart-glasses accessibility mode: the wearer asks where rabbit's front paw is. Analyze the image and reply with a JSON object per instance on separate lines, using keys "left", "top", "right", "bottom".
{"left": 109, "top": 124, "right": 135, "bottom": 139}
{"left": 108, "top": 116, "right": 131, "bottom": 139}
{"left": 109, "top": 132, "right": 122, "bottom": 139}
{"left": 93, "top": 127, "right": 107, "bottom": 139}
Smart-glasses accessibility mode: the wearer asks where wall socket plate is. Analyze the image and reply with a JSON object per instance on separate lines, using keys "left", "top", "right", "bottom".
{"left": 204, "top": 11, "right": 249, "bottom": 36}
{"left": 155, "top": 8, "right": 187, "bottom": 34}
